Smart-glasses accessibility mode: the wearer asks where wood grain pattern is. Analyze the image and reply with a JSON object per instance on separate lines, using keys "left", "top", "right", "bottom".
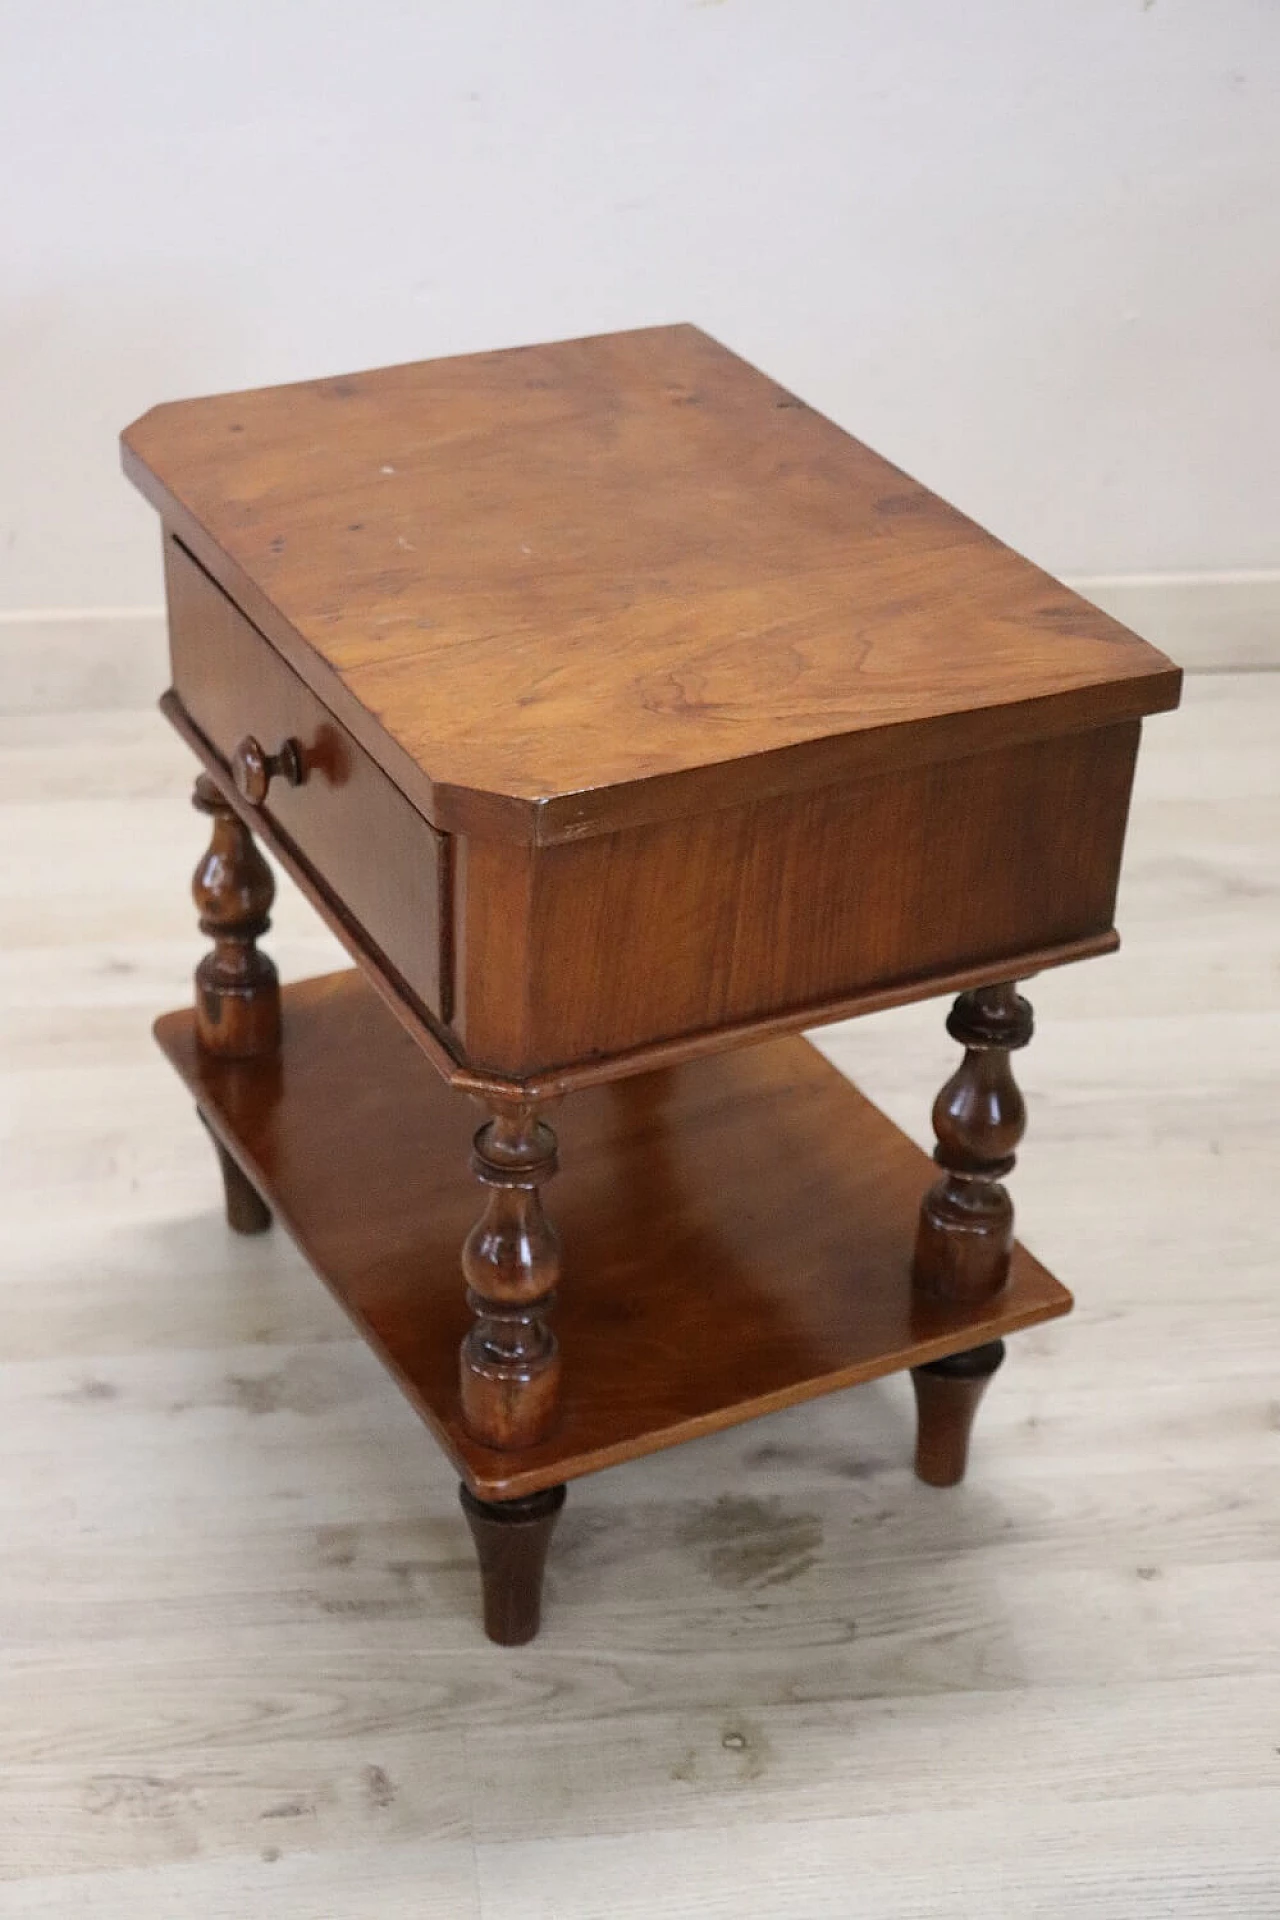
{"left": 154, "top": 969, "right": 1072, "bottom": 1502}
{"left": 137, "top": 333, "right": 1175, "bottom": 1091}
{"left": 165, "top": 537, "right": 449, "bottom": 1018}
{"left": 164, "top": 682, "right": 1124, "bottom": 1095}
{"left": 122, "top": 325, "right": 1180, "bottom": 843}
{"left": 456, "top": 722, "right": 1139, "bottom": 1074}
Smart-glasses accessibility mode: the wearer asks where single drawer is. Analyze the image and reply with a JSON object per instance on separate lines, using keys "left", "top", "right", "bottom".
{"left": 164, "top": 536, "right": 448, "bottom": 1020}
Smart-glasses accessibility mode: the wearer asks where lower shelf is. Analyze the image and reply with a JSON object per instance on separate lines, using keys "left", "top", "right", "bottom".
{"left": 155, "top": 970, "right": 1072, "bottom": 1500}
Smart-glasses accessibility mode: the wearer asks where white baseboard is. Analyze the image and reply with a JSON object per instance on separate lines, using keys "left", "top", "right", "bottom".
{"left": 0, "top": 609, "right": 168, "bottom": 715}
{"left": 1066, "top": 572, "right": 1280, "bottom": 674}
{"left": 0, "top": 574, "right": 1275, "bottom": 715}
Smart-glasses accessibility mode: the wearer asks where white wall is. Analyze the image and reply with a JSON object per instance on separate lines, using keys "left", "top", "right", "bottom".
{"left": 2, "top": 0, "right": 1277, "bottom": 620}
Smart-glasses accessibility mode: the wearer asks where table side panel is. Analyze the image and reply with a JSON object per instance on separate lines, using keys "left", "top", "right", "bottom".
{"left": 456, "top": 720, "right": 1140, "bottom": 1074}
{"left": 164, "top": 536, "right": 450, "bottom": 1019}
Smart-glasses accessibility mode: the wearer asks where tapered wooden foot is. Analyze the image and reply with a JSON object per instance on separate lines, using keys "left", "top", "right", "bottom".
{"left": 911, "top": 1340, "right": 1005, "bottom": 1486}
{"left": 196, "top": 1111, "right": 272, "bottom": 1234}
{"left": 459, "top": 1483, "right": 566, "bottom": 1645}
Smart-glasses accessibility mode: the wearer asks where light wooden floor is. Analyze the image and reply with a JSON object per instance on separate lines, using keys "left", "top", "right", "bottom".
{"left": 0, "top": 675, "right": 1277, "bottom": 1916}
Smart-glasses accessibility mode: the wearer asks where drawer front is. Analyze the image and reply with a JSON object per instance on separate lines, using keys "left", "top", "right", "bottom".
{"left": 164, "top": 536, "right": 448, "bottom": 1020}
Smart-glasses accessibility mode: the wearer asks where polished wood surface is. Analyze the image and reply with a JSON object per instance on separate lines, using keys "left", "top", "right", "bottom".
{"left": 230, "top": 732, "right": 305, "bottom": 808}
{"left": 455, "top": 723, "right": 1139, "bottom": 1075}
{"left": 189, "top": 773, "right": 280, "bottom": 1060}
{"left": 128, "top": 330, "right": 1174, "bottom": 1650}
{"left": 458, "top": 1483, "right": 567, "bottom": 1647}
{"left": 163, "top": 683, "right": 1126, "bottom": 1095}
{"left": 122, "top": 325, "right": 1180, "bottom": 843}
{"left": 195, "top": 1108, "right": 272, "bottom": 1235}
{"left": 459, "top": 1107, "right": 563, "bottom": 1450}
{"left": 913, "top": 983, "right": 1034, "bottom": 1306}
{"left": 165, "top": 538, "right": 449, "bottom": 1019}
{"left": 132, "top": 330, "right": 1180, "bottom": 1087}
{"left": 154, "top": 969, "right": 1072, "bottom": 1502}
{"left": 911, "top": 1339, "right": 1007, "bottom": 1487}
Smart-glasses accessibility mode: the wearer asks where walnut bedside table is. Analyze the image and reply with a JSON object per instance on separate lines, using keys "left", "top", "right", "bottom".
{"left": 121, "top": 325, "right": 1181, "bottom": 1644}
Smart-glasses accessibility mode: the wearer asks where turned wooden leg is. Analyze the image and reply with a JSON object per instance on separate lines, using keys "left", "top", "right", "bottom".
{"left": 912, "top": 981, "right": 1033, "bottom": 1307}
{"left": 195, "top": 1111, "right": 272, "bottom": 1234}
{"left": 190, "top": 773, "right": 278, "bottom": 1231}
{"left": 459, "top": 1483, "right": 566, "bottom": 1644}
{"left": 190, "top": 773, "right": 280, "bottom": 1060}
{"left": 459, "top": 1103, "right": 562, "bottom": 1450}
{"left": 911, "top": 1339, "right": 1005, "bottom": 1486}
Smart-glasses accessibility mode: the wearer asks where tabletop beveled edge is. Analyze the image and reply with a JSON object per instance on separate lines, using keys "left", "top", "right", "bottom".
{"left": 122, "top": 380, "right": 1182, "bottom": 849}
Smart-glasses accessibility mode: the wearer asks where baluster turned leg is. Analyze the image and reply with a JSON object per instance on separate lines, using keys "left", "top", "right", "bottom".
{"left": 190, "top": 774, "right": 277, "bottom": 1232}
{"left": 459, "top": 1103, "right": 563, "bottom": 1449}
{"left": 910, "top": 981, "right": 1032, "bottom": 1483}
{"left": 458, "top": 1102, "right": 565, "bottom": 1640}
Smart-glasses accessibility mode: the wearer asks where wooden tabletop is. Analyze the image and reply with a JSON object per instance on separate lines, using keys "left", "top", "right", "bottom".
{"left": 123, "top": 324, "right": 1180, "bottom": 842}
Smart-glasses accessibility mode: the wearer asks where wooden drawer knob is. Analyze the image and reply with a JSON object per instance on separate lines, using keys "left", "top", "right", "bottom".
{"left": 232, "top": 735, "right": 306, "bottom": 806}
